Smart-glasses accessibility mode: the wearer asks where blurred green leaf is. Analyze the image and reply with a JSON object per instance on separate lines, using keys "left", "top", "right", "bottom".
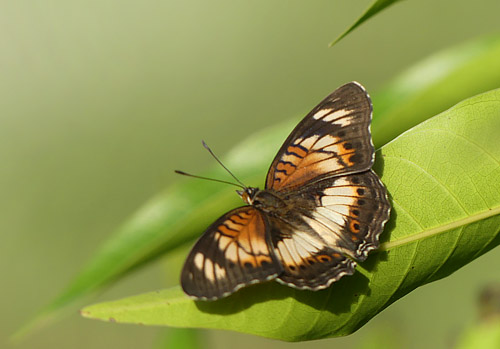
{"left": 81, "top": 89, "right": 500, "bottom": 341}
{"left": 372, "top": 34, "right": 500, "bottom": 147}
{"left": 329, "top": 0, "right": 405, "bottom": 47}
{"left": 155, "top": 328, "right": 202, "bottom": 349}
{"left": 456, "top": 320, "right": 500, "bottom": 349}
{"left": 19, "top": 34, "right": 500, "bottom": 338}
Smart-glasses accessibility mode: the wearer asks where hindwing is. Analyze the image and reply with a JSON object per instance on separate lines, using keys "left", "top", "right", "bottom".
{"left": 181, "top": 206, "right": 282, "bottom": 300}
{"left": 266, "top": 82, "right": 373, "bottom": 191}
{"left": 269, "top": 215, "right": 356, "bottom": 290}
{"left": 269, "top": 170, "right": 390, "bottom": 289}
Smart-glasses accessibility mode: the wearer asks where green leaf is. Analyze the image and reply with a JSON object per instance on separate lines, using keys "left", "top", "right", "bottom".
{"left": 329, "top": 0, "right": 405, "bottom": 47}
{"left": 19, "top": 34, "right": 500, "bottom": 338}
{"left": 372, "top": 34, "right": 500, "bottom": 147}
{"left": 155, "top": 328, "right": 202, "bottom": 349}
{"left": 81, "top": 89, "right": 500, "bottom": 341}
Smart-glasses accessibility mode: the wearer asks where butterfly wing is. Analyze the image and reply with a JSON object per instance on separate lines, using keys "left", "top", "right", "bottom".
{"left": 269, "top": 215, "right": 357, "bottom": 290}
{"left": 266, "top": 82, "right": 374, "bottom": 191}
{"left": 271, "top": 170, "right": 390, "bottom": 290}
{"left": 181, "top": 206, "right": 283, "bottom": 300}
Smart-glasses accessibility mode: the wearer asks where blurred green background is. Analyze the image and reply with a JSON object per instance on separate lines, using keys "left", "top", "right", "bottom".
{"left": 2, "top": 0, "right": 500, "bottom": 348}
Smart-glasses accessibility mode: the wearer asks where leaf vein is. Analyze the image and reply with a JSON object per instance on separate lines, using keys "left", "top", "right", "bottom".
{"left": 422, "top": 225, "right": 465, "bottom": 283}
{"left": 470, "top": 219, "right": 500, "bottom": 261}
{"left": 432, "top": 128, "right": 500, "bottom": 167}
{"left": 381, "top": 206, "right": 500, "bottom": 251}
{"left": 384, "top": 155, "right": 469, "bottom": 214}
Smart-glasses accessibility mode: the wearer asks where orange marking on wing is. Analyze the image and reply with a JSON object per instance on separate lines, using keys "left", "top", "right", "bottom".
{"left": 274, "top": 174, "right": 284, "bottom": 184}
{"left": 219, "top": 224, "right": 239, "bottom": 237}
{"left": 272, "top": 141, "right": 362, "bottom": 189}
{"left": 300, "top": 152, "right": 331, "bottom": 167}
{"left": 231, "top": 214, "right": 248, "bottom": 225}
{"left": 337, "top": 145, "right": 357, "bottom": 156}
{"left": 287, "top": 145, "right": 307, "bottom": 158}
{"left": 233, "top": 210, "right": 268, "bottom": 256}
{"left": 350, "top": 220, "right": 361, "bottom": 233}
{"left": 239, "top": 210, "right": 252, "bottom": 218}
{"left": 256, "top": 255, "right": 273, "bottom": 266}
{"left": 238, "top": 255, "right": 257, "bottom": 268}
{"left": 341, "top": 153, "right": 356, "bottom": 167}
{"left": 246, "top": 226, "right": 270, "bottom": 255}
{"left": 273, "top": 152, "right": 335, "bottom": 188}
{"left": 274, "top": 168, "right": 322, "bottom": 189}
{"left": 276, "top": 162, "right": 296, "bottom": 175}
{"left": 277, "top": 156, "right": 341, "bottom": 188}
{"left": 236, "top": 223, "right": 253, "bottom": 253}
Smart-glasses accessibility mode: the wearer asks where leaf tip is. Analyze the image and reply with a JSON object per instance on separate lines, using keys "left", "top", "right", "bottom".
{"left": 79, "top": 309, "right": 91, "bottom": 318}
{"left": 328, "top": 33, "right": 347, "bottom": 48}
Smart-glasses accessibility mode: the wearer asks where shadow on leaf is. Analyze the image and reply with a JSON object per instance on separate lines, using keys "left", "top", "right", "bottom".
{"left": 195, "top": 269, "right": 371, "bottom": 316}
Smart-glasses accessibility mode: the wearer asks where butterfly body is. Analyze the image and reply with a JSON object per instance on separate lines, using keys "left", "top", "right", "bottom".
{"left": 181, "top": 82, "right": 391, "bottom": 300}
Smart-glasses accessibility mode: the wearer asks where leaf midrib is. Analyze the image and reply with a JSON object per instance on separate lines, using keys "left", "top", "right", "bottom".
{"left": 381, "top": 205, "right": 500, "bottom": 251}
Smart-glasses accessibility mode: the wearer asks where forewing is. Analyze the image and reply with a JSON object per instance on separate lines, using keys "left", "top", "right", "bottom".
{"left": 266, "top": 82, "right": 373, "bottom": 191}
{"left": 181, "top": 206, "right": 282, "bottom": 300}
{"left": 271, "top": 170, "right": 390, "bottom": 289}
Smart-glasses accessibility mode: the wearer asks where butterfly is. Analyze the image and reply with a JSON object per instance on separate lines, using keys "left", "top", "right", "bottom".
{"left": 180, "top": 82, "right": 391, "bottom": 300}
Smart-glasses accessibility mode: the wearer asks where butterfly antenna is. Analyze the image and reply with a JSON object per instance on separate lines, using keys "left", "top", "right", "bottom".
{"left": 174, "top": 170, "right": 245, "bottom": 189}
{"left": 201, "top": 140, "right": 248, "bottom": 189}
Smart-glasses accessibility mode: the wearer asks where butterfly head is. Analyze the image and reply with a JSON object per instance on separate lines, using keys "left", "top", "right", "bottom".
{"left": 237, "top": 187, "right": 286, "bottom": 210}
{"left": 237, "top": 187, "right": 259, "bottom": 205}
